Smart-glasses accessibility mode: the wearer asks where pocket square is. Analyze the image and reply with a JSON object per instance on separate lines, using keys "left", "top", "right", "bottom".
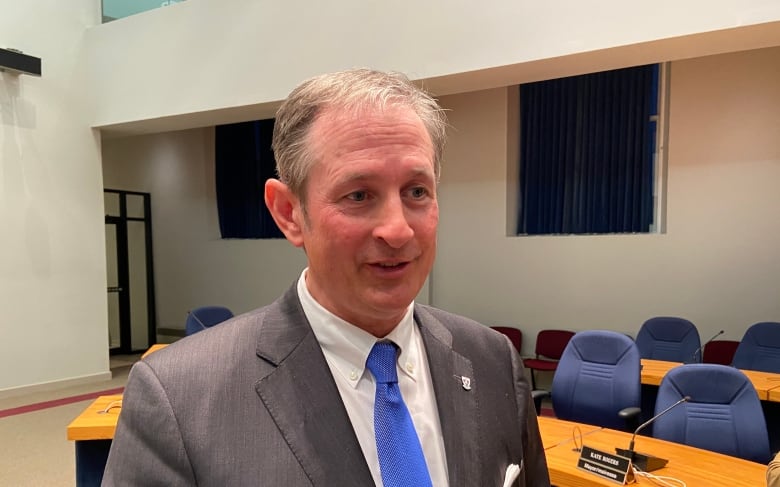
{"left": 502, "top": 461, "right": 523, "bottom": 487}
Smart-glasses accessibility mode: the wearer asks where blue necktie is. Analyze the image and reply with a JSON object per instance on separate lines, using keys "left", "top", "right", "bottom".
{"left": 366, "top": 342, "right": 433, "bottom": 487}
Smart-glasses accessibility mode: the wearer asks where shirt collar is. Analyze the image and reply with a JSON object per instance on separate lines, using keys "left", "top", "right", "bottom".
{"left": 297, "top": 269, "right": 420, "bottom": 388}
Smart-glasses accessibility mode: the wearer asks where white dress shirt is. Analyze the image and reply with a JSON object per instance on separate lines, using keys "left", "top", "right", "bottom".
{"left": 297, "top": 270, "right": 449, "bottom": 487}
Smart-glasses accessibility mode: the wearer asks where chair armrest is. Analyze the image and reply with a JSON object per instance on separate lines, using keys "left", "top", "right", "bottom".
{"left": 618, "top": 406, "right": 642, "bottom": 432}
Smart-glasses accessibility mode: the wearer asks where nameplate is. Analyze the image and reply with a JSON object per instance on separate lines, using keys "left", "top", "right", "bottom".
{"left": 577, "top": 445, "right": 632, "bottom": 485}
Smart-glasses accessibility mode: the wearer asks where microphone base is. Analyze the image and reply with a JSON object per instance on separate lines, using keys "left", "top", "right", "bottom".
{"left": 615, "top": 448, "right": 668, "bottom": 472}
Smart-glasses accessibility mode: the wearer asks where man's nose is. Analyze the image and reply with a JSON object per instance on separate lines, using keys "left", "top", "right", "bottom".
{"left": 373, "top": 197, "right": 414, "bottom": 248}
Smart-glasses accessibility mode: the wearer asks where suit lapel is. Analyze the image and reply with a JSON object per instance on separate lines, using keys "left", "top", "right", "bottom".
{"left": 416, "top": 307, "right": 481, "bottom": 486}
{"left": 254, "top": 286, "right": 373, "bottom": 486}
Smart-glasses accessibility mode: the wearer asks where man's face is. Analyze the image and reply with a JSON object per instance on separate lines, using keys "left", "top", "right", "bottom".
{"left": 298, "top": 105, "right": 438, "bottom": 336}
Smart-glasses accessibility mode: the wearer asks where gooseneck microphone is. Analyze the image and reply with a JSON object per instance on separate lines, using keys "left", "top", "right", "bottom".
{"left": 615, "top": 395, "right": 691, "bottom": 472}
{"left": 627, "top": 396, "right": 690, "bottom": 452}
{"left": 691, "top": 330, "right": 725, "bottom": 363}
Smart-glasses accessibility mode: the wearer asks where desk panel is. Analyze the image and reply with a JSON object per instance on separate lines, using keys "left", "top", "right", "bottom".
{"left": 539, "top": 417, "right": 766, "bottom": 486}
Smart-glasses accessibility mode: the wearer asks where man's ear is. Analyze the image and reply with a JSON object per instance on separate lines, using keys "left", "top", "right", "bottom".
{"left": 264, "top": 179, "right": 304, "bottom": 247}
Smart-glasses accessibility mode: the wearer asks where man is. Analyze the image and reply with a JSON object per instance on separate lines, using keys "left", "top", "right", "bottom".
{"left": 103, "top": 69, "right": 549, "bottom": 486}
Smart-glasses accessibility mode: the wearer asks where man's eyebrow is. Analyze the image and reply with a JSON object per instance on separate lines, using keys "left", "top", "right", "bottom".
{"left": 334, "top": 167, "right": 434, "bottom": 185}
{"left": 406, "top": 167, "right": 436, "bottom": 180}
{"left": 332, "top": 172, "right": 373, "bottom": 186}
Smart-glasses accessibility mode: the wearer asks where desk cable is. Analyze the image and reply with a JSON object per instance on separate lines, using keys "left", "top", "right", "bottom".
{"left": 98, "top": 400, "right": 123, "bottom": 414}
{"left": 572, "top": 426, "right": 583, "bottom": 452}
{"left": 633, "top": 467, "right": 686, "bottom": 487}
{"left": 544, "top": 426, "right": 604, "bottom": 451}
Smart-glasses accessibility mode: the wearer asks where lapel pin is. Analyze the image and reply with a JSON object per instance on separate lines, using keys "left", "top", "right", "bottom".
{"left": 461, "top": 376, "right": 472, "bottom": 390}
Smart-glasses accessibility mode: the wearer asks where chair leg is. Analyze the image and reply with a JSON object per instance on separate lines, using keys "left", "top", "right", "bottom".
{"left": 530, "top": 369, "right": 537, "bottom": 390}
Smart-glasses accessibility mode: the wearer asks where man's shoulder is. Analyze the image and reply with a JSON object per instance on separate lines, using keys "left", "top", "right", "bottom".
{"left": 143, "top": 305, "right": 274, "bottom": 370}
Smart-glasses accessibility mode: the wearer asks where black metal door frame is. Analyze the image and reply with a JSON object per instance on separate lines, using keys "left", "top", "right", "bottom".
{"left": 104, "top": 189, "right": 156, "bottom": 354}
{"left": 105, "top": 216, "right": 131, "bottom": 353}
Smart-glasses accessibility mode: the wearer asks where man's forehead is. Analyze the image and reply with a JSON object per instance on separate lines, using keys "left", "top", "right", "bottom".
{"left": 309, "top": 104, "right": 430, "bottom": 151}
{"left": 316, "top": 102, "right": 421, "bottom": 125}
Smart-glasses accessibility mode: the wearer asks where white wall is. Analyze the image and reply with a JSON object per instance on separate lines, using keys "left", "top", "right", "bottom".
{"left": 0, "top": 0, "right": 109, "bottom": 392}
{"left": 86, "top": 0, "right": 780, "bottom": 136}
{"left": 433, "top": 47, "right": 780, "bottom": 355}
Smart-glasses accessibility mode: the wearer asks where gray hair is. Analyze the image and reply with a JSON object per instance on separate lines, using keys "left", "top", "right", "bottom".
{"left": 271, "top": 68, "right": 447, "bottom": 200}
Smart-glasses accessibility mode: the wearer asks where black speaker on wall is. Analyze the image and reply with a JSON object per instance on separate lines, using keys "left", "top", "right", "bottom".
{"left": 0, "top": 47, "right": 41, "bottom": 76}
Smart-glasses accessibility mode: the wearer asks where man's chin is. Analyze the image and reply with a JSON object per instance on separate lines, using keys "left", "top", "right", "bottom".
{"left": 366, "top": 292, "right": 419, "bottom": 315}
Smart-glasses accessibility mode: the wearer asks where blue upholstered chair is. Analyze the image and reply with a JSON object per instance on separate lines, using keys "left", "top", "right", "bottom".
{"left": 732, "top": 321, "right": 780, "bottom": 373}
{"left": 635, "top": 316, "right": 701, "bottom": 363}
{"left": 185, "top": 306, "right": 234, "bottom": 336}
{"left": 547, "top": 330, "right": 642, "bottom": 431}
{"left": 653, "top": 364, "right": 770, "bottom": 463}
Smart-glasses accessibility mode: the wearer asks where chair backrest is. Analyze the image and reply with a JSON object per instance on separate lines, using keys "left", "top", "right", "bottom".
{"left": 702, "top": 340, "right": 740, "bottom": 366}
{"left": 653, "top": 364, "right": 770, "bottom": 463}
{"left": 535, "top": 329, "right": 575, "bottom": 360}
{"left": 551, "top": 330, "right": 641, "bottom": 430}
{"left": 490, "top": 326, "right": 523, "bottom": 354}
{"left": 732, "top": 322, "right": 780, "bottom": 372}
{"left": 185, "top": 306, "right": 234, "bottom": 336}
{"left": 635, "top": 317, "right": 701, "bottom": 362}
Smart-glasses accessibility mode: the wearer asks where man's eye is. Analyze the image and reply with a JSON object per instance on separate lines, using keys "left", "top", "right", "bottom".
{"left": 410, "top": 187, "right": 428, "bottom": 198}
{"left": 348, "top": 191, "right": 367, "bottom": 202}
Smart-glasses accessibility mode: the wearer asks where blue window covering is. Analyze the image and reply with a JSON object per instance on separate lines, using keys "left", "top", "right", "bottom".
{"left": 517, "top": 65, "right": 658, "bottom": 235}
{"left": 215, "top": 119, "right": 284, "bottom": 239}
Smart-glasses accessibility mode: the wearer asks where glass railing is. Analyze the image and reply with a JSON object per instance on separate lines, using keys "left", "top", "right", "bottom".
{"left": 102, "top": 0, "right": 186, "bottom": 23}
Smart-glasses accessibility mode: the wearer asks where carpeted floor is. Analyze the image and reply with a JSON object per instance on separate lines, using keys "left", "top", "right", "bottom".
{"left": 0, "top": 355, "right": 138, "bottom": 487}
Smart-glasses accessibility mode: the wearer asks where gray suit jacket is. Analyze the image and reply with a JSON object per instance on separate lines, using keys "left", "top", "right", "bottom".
{"left": 103, "top": 285, "right": 549, "bottom": 486}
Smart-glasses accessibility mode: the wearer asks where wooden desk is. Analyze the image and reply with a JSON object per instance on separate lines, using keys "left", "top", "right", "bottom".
{"left": 67, "top": 394, "right": 123, "bottom": 486}
{"left": 640, "top": 358, "right": 680, "bottom": 386}
{"left": 68, "top": 344, "right": 166, "bottom": 442}
{"left": 67, "top": 344, "right": 166, "bottom": 486}
{"left": 67, "top": 394, "right": 123, "bottom": 441}
{"left": 769, "top": 387, "right": 780, "bottom": 402}
{"left": 742, "top": 369, "right": 780, "bottom": 401}
{"left": 641, "top": 359, "right": 780, "bottom": 401}
{"left": 539, "top": 416, "right": 766, "bottom": 486}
